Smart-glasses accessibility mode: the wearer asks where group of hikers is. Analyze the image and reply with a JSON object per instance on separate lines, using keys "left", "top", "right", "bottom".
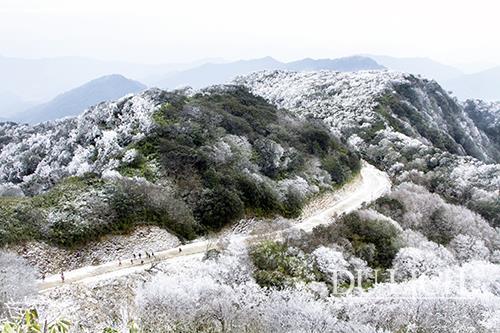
{"left": 41, "top": 247, "right": 184, "bottom": 283}
{"left": 120, "top": 250, "right": 158, "bottom": 266}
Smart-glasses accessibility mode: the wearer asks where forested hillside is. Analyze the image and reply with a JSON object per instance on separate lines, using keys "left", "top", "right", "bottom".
{"left": 0, "top": 86, "right": 360, "bottom": 247}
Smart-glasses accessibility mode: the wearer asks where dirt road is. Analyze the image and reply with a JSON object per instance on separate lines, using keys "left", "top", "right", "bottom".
{"left": 38, "top": 162, "right": 390, "bottom": 291}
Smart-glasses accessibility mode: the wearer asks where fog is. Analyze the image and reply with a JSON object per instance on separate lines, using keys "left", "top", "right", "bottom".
{"left": 1, "top": 0, "right": 499, "bottom": 65}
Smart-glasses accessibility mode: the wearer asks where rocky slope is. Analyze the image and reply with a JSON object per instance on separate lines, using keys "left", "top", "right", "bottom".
{"left": 463, "top": 99, "right": 500, "bottom": 161}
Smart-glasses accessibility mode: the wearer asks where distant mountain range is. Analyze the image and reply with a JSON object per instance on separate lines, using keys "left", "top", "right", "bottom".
{"left": 156, "top": 56, "right": 384, "bottom": 89}
{"left": 0, "top": 54, "right": 498, "bottom": 124}
{"left": 0, "top": 55, "right": 216, "bottom": 103}
{"left": 12, "top": 75, "right": 146, "bottom": 124}
{"left": 369, "top": 55, "right": 500, "bottom": 101}
{"left": 0, "top": 55, "right": 384, "bottom": 123}
{"left": 445, "top": 67, "right": 500, "bottom": 101}
{"left": 286, "top": 56, "right": 384, "bottom": 72}
{"left": 368, "top": 55, "right": 463, "bottom": 82}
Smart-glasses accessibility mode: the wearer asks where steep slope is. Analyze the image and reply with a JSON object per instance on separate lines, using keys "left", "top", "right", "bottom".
{"left": 14, "top": 75, "right": 146, "bottom": 124}
{"left": 237, "top": 70, "right": 500, "bottom": 227}
{"left": 445, "top": 67, "right": 500, "bottom": 100}
{"left": 0, "top": 87, "right": 360, "bottom": 247}
{"left": 157, "top": 56, "right": 383, "bottom": 89}
{"left": 463, "top": 100, "right": 500, "bottom": 162}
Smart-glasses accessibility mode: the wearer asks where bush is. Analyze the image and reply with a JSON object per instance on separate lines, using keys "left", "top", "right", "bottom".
{"left": 236, "top": 175, "right": 281, "bottom": 215}
{"left": 337, "top": 213, "right": 402, "bottom": 268}
{"left": 295, "top": 211, "right": 402, "bottom": 269}
{"left": 0, "top": 309, "right": 71, "bottom": 333}
{"left": 371, "top": 197, "right": 406, "bottom": 221}
{"left": 250, "top": 241, "right": 313, "bottom": 288}
{"left": 281, "top": 188, "right": 305, "bottom": 218}
{"left": 0, "top": 198, "right": 44, "bottom": 245}
{"left": 110, "top": 179, "right": 199, "bottom": 241}
{"left": 195, "top": 186, "right": 244, "bottom": 230}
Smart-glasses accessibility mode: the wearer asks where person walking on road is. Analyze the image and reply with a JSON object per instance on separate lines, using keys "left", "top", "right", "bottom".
{"left": 60, "top": 271, "right": 65, "bottom": 283}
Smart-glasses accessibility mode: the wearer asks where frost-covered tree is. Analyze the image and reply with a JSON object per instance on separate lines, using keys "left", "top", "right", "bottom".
{"left": 392, "top": 247, "right": 450, "bottom": 281}
{"left": 341, "top": 261, "right": 500, "bottom": 333}
{"left": 374, "top": 182, "right": 498, "bottom": 251}
{"left": 313, "top": 246, "right": 350, "bottom": 282}
{"left": 135, "top": 238, "right": 383, "bottom": 333}
{"left": 448, "top": 234, "right": 491, "bottom": 263}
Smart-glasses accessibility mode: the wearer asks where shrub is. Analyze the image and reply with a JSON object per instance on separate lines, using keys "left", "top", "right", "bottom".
{"left": 337, "top": 213, "right": 402, "bottom": 268}
{"left": 250, "top": 241, "right": 313, "bottom": 288}
{"left": 236, "top": 175, "right": 281, "bottom": 216}
{"left": 195, "top": 187, "right": 244, "bottom": 230}
{"left": 371, "top": 197, "right": 406, "bottom": 221}
{"left": 110, "top": 179, "right": 199, "bottom": 241}
{"left": 281, "top": 188, "right": 305, "bottom": 218}
{"left": 296, "top": 211, "right": 402, "bottom": 269}
{"left": 0, "top": 309, "right": 70, "bottom": 333}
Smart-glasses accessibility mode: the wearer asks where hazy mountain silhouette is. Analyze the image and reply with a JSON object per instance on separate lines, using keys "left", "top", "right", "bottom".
{"left": 368, "top": 55, "right": 463, "bottom": 82}
{"left": 286, "top": 56, "right": 384, "bottom": 71}
{"left": 0, "top": 55, "right": 211, "bottom": 104}
{"left": 15, "top": 74, "right": 146, "bottom": 124}
{"left": 156, "top": 56, "right": 384, "bottom": 89}
{"left": 446, "top": 67, "right": 500, "bottom": 101}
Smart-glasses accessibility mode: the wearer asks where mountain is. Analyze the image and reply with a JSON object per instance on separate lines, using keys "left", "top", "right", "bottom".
{"left": 0, "top": 55, "right": 212, "bottom": 104}
{"left": 368, "top": 55, "right": 463, "bottom": 82}
{"left": 13, "top": 74, "right": 146, "bottom": 124}
{"left": 286, "top": 56, "right": 384, "bottom": 72}
{"left": 0, "top": 86, "right": 360, "bottom": 246}
{"left": 238, "top": 70, "right": 499, "bottom": 227}
{"left": 463, "top": 99, "right": 500, "bottom": 161}
{"left": 156, "top": 56, "right": 384, "bottom": 89}
{"left": 445, "top": 67, "right": 500, "bottom": 101}
{"left": 1, "top": 70, "right": 499, "bottom": 332}
{"left": 1, "top": 70, "right": 497, "bottom": 235}
{"left": 156, "top": 57, "right": 284, "bottom": 89}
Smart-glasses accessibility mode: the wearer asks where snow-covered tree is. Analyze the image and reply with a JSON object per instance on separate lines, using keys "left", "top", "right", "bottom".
{"left": 392, "top": 247, "right": 450, "bottom": 281}
{"left": 448, "top": 234, "right": 490, "bottom": 263}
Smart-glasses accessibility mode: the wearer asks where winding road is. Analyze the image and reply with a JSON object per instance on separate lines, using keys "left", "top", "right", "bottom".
{"left": 38, "top": 162, "right": 391, "bottom": 291}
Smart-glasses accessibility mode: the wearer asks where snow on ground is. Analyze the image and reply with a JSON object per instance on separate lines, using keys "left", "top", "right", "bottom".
{"left": 11, "top": 226, "right": 180, "bottom": 275}
{"left": 235, "top": 70, "right": 408, "bottom": 137}
{"left": 35, "top": 162, "right": 390, "bottom": 291}
{"left": 0, "top": 89, "right": 164, "bottom": 194}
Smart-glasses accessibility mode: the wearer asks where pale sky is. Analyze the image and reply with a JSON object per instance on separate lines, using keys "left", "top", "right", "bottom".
{"left": 0, "top": 0, "right": 499, "bottom": 65}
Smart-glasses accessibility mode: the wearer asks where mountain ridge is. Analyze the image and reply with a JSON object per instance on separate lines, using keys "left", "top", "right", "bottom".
{"left": 237, "top": 70, "right": 499, "bottom": 226}
{"left": 156, "top": 56, "right": 385, "bottom": 89}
